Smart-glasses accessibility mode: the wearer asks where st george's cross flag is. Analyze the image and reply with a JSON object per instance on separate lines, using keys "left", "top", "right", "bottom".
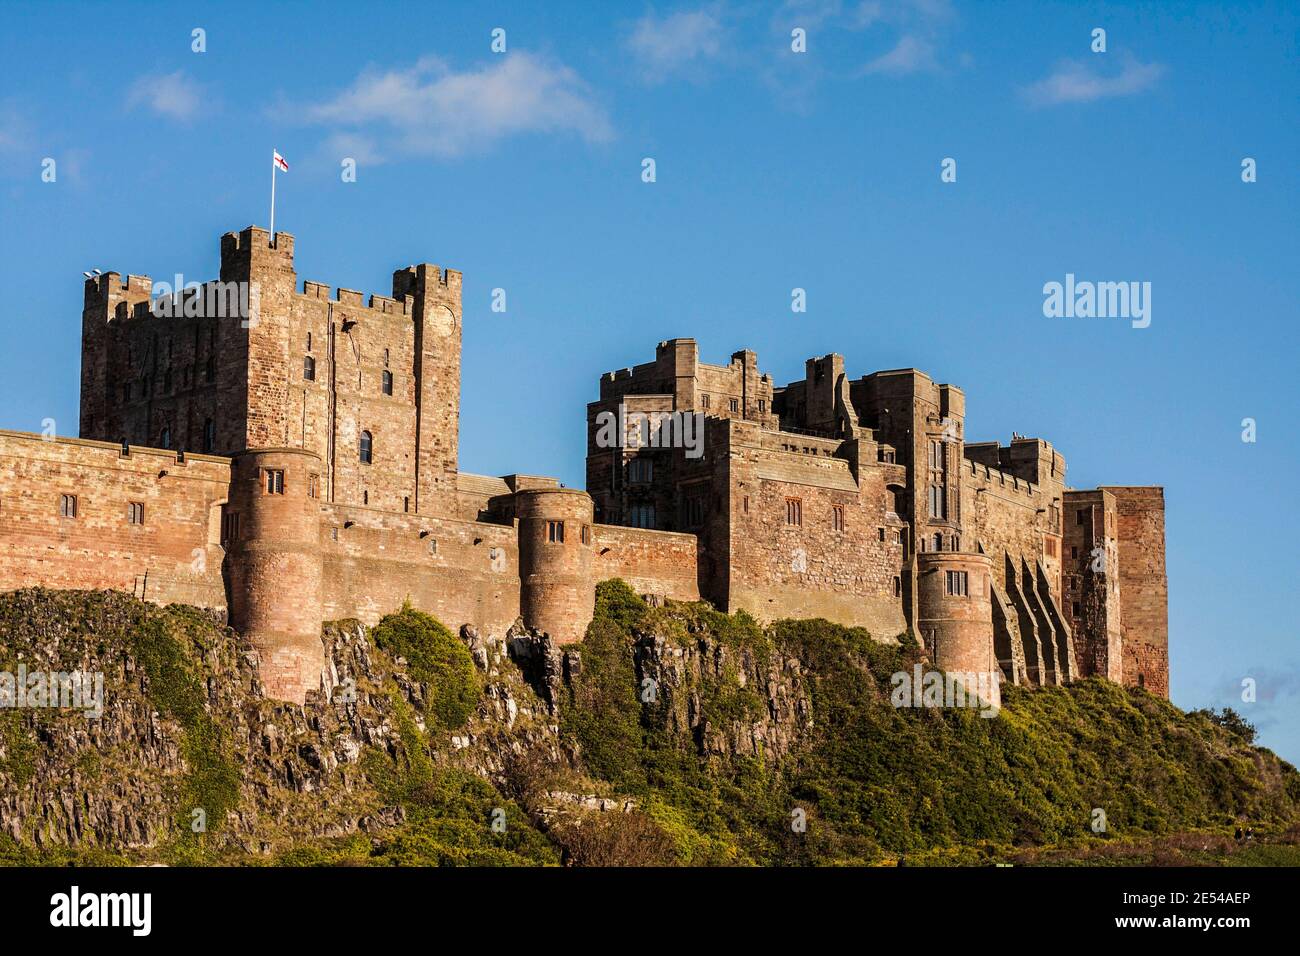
{"left": 273, "top": 150, "right": 289, "bottom": 172}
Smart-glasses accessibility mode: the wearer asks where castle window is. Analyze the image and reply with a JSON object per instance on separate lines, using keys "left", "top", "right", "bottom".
{"left": 581, "top": 525, "right": 591, "bottom": 545}
{"left": 933, "top": 532, "right": 943, "bottom": 552}
{"left": 359, "top": 430, "right": 373, "bottom": 464}
{"left": 265, "top": 469, "right": 284, "bottom": 495}
{"left": 1044, "top": 537, "right": 1057, "bottom": 558}
{"left": 630, "top": 504, "right": 655, "bottom": 528}
{"left": 1076, "top": 509, "right": 1086, "bottom": 526}
{"left": 785, "top": 497, "right": 802, "bottom": 526}
{"left": 547, "top": 520, "right": 565, "bottom": 543}
{"left": 203, "top": 418, "right": 216, "bottom": 453}
{"left": 687, "top": 496, "right": 705, "bottom": 527}
{"left": 308, "top": 474, "right": 320, "bottom": 499}
{"left": 758, "top": 399, "right": 766, "bottom": 414}
{"left": 59, "top": 494, "right": 77, "bottom": 519}
{"left": 304, "top": 356, "right": 316, "bottom": 381}
{"left": 894, "top": 576, "right": 902, "bottom": 597}
{"left": 306, "top": 332, "right": 313, "bottom": 352}
{"left": 363, "top": 490, "right": 369, "bottom": 505}
{"left": 222, "top": 511, "right": 240, "bottom": 542}
{"left": 628, "top": 458, "right": 653, "bottom": 484}
{"left": 743, "top": 495, "right": 749, "bottom": 514}
{"left": 945, "top": 570, "right": 969, "bottom": 597}
{"left": 890, "top": 487, "right": 907, "bottom": 515}
{"left": 953, "top": 535, "right": 961, "bottom": 551}
{"left": 927, "top": 484, "right": 947, "bottom": 519}
{"left": 160, "top": 427, "right": 171, "bottom": 449}
{"left": 1072, "top": 601, "right": 1081, "bottom": 617}
{"left": 382, "top": 370, "right": 393, "bottom": 395}
{"left": 383, "top": 348, "right": 390, "bottom": 368}
{"left": 1071, "top": 546, "right": 1078, "bottom": 559}
{"left": 127, "top": 501, "right": 144, "bottom": 525}
{"left": 403, "top": 496, "right": 409, "bottom": 513}
{"left": 729, "top": 398, "right": 739, "bottom": 413}
{"left": 702, "top": 394, "right": 710, "bottom": 410}
{"left": 832, "top": 507, "right": 846, "bottom": 533}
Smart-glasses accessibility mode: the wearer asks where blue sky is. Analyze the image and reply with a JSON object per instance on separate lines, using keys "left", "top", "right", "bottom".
{"left": 1, "top": 1, "right": 1297, "bottom": 760}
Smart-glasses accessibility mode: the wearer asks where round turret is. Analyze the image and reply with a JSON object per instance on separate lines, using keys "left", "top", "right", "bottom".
{"left": 916, "top": 550, "right": 999, "bottom": 707}
{"left": 516, "top": 488, "right": 595, "bottom": 643}
{"left": 225, "top": 448, "right": 325, "bottom": 703}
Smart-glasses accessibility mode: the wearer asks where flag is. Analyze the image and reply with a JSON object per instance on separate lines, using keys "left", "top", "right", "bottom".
{"left": 273, "top": 150, "right": 289, "bottom": 172}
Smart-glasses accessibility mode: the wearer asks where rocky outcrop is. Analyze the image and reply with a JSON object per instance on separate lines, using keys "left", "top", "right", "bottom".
{"left": 0, "top": 590, "right": 563, "bottom": 858}
{"left": 633, "top": 630, "right": 813, "bottom": 762}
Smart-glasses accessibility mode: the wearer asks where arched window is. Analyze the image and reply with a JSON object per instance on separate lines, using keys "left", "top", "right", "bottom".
{"left": 359, "top": 430, "right": 373, "bottom": 464}
{"left": 203, "top": 418, "right": 216, "bottom": 453}
{"left": 382, "top": 370, "right": 393, "bottom": 396}
{"left": 160, "top": 427, "right": 171, "bottom": 449}
{"left": 933, "top": 532, "right": 943, "bottom": 552}
{"left": 304, "top": 355, "right": 316, "bottom": 381}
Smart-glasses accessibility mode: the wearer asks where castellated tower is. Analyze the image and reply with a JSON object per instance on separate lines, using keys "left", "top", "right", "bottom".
{"left": 393, "top": 263, "right": 462, "bottom": 515}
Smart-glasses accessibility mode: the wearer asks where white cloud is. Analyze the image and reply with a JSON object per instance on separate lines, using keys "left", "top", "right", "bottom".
{"left": 302, "top": 53, "right": 612, "bottom": 161}
{"left": 126, "top": 71, "right": 203, "bottom": 122}
{"left": 1023, "top": 54, "right": 1165, "bottom": 106}
{"left": 626, "top": 8, "right": 724, "bottom": 84}
{"left": 862, "top": 34, "right": 937, "bottom": 75}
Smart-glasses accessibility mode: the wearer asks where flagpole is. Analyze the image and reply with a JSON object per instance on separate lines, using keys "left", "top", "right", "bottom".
{"left": 269, "top": 151, "right": 277, "bottom": 243}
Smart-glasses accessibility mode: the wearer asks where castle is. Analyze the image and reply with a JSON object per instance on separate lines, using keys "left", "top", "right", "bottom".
{"left": 0, "top": 226, "right": 1168, "bottom": 705}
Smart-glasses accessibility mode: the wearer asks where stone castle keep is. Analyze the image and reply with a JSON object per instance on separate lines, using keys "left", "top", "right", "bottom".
{"left": 0, "top": 226, "right": 1169, "bottom": 704}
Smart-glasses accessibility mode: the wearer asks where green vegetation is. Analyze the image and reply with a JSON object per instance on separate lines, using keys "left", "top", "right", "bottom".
{"left": 554, "top": 580, "right": 1300, "bottom": 865}
{"left": 371, "top": 603, "right": 482, "bottom": 731}
{"left": 127, "top": 611, "right": 241, "bottom": 863}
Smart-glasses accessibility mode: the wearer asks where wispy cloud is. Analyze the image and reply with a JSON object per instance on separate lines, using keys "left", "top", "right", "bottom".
{"left": 126, "top": 71, "right": 204, "bottom": 122}
{"left": 854, "top": 0, "right": 955, "bottom": 77}
{"left": 626, "top": 7, "right": 725, "bottom": 84}
{"left": 300, "top": 53, "right": 612, "bottom": 162}
{"left": 862, "top": 34, "right": 938, "bottom": 75}
{"left": 1023, "top": 53, "right": 1165, "bottom": 107}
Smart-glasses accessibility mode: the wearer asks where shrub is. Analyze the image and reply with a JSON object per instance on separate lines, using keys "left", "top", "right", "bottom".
{"left": 371, "top": 604, "right": 481, "bottom": 730}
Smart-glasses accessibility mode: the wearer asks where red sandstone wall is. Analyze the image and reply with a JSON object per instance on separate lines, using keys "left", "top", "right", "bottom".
{"left": 1102, "top": 486, "right": 1169, "bottom": 697}
{"left": 0, "top": 431, "right": 229, "bottom": 610}
{"left": 723, "top": 423, "right": 907, "bottom": 638}
{"left": 591, "top": 524, "right": 700, "bottom": 602}
{"left": 319, "top": 504, "right": 520, "bottom": 636}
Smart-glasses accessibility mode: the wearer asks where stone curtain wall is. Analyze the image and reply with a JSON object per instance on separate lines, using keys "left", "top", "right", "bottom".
{"left": 591, "top": 524, "right": 701, "bottom": 604}
{"left": 320, "top": 504, "right": 521, "bottom": 636}
{"left": 0, "top": 431, "right": 229, "bottom": 611}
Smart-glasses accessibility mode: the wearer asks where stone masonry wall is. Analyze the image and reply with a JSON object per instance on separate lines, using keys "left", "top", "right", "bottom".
{"left": 1103, "top": 486, "right": 1169, "bottom": 697}
{"left": 0, "top": 431, "right": 229, "bottom": 611}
